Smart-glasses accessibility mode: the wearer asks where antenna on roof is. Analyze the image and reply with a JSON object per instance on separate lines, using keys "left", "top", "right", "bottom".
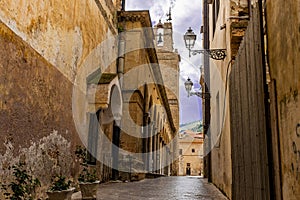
{"left": 167, "top": 7, "right": 172, "bottom": 21}
{"left": 121, "top": 0, "right": 126, "bottom": 11}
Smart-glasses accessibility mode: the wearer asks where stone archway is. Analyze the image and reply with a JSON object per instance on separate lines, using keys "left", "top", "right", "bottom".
{"left": 85, "top": 74, "right": 122, "bottom": 181}
{"left": 110, "top": 84, "right": 122, "bottom": 180}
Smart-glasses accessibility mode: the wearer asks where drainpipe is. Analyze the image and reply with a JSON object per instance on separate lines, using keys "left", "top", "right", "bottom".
{"left": 117, "top": 2, "right": 126, "bottom": 88}
{"left": 117, "top": 33, "right": 125, "bottom": 87}
{"left": 203, "top": 0, "right": 212, "bottom": 183}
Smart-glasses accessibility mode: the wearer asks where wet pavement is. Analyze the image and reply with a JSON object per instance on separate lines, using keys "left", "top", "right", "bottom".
{"left": 73, "top": 176, "right": 228, "bottom": 200}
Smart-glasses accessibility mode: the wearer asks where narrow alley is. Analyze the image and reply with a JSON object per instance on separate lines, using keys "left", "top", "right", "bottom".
{"left": 73, "top": 177, "right": 228, "bottom": 200}
{"left": 1, "top": 0, "right": 299, "bottom": 199}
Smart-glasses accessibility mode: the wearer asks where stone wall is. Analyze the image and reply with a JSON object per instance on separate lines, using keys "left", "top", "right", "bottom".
{"left": 0, "top": 0, "right": 119, "bottom": 81}
{"left": 154, "top": 21, "right": 180, "bottom": 175}
{"left": 0, "top": 21, "right": 81, "bottom": 199}
{"left": 266, "top": 0, "right": 300, "bottom": 198}
{"left": 207, "top": 0, "right": 250, "bottom": 197}
{"left": 0, "top": 0, "right": 120, "bottom": 197}
{"left": 118, "top": 11, "right": 178, "bottom": 176}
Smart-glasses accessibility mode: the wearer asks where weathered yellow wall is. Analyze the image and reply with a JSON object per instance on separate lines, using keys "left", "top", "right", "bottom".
{"left": 0, "top": 0, "right": 119, "bottom": 81}
{"left": 0, "top": 0, "right": 120, "bottom": 198}
{"left": 207, "top": 0, "right": 249, "bottom": 197}
{"left": 266, "top": 0, "right": 300, "bottom": 198}
{"left": 0, "top": 21, "right": 81, "bottom": 199}
{"left": 118, "top": 13, "right": 177, "bottom": 177}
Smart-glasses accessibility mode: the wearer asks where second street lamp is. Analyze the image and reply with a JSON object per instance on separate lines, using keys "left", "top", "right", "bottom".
{"left": 184, "top": 77, "right": 210, "bottom": 99}
{"left": 183, "top": 27, "right": 226, "bottom": 60}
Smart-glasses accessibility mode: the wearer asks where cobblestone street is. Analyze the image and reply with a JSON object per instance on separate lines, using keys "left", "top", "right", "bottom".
{"left": 73, "top": 176, "right": 228, "bottom": 200}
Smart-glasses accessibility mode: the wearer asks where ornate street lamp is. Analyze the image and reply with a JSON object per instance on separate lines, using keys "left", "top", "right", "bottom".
{"left": 184, "top": 77, "right": 193, "bottom": 97}
{"left": 184, "top": 77, "right": 210, "bottom": 99}
{"left": 183, "top": 27, "right": 226, "bottom": 60}
{"left": 184, "top": 27, "right": 197, "bottom": 52}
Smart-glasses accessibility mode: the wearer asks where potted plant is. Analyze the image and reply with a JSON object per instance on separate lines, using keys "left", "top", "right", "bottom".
{"left": 78, "top": 167, "right": 100, "bottom": 199}
{"left": 47, "top": 175, "right": 75, "bottom": 200}
{"left": 75, "top": 146, "right": 100, "bottom": 200}
{"left": 2, "top": 162, "right": 41, "bottom": 200}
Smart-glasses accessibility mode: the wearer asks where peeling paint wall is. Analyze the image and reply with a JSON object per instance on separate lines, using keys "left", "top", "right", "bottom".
{"left": 0, "top": 20, "right": 80, "bottom": 152}
{"left": 0, "top": 20, "right": 81, "bottom": 198}
{"left": 266, "top": 0, "right": 300, "bottom": 198}
{"left": 0, "top": 0, "right": 119, "bottom": 82}
{"left": 0, "top": 131, "right": 73, "bottom": 199}
{"left": 0, "top": 0, "right": 120, "bottom": 198}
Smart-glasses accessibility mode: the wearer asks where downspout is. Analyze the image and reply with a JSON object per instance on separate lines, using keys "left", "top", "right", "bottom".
{"left": 203, "top": 0, "right": 212, "bottom": 182}
{"left": 117, "top": 1, "right": 126, "bottom": 88}
{"left": 117, "top": 33, "right": 125, "bottom": 87}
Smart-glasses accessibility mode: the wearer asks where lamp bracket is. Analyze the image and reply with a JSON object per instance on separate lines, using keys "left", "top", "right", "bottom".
{"left": 189, "top": 49, "right": 226, "bottom": 60}
{"left": 190, "top": 91, "right": 211, "bottom": 99}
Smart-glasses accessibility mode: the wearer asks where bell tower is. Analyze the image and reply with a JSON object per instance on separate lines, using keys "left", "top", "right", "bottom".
{"left": 153, "top": 15, "right": 180, "bottom": 132}
{"left": 156, "top": 20, "right": 164, "bottom": 47}
{"left": 154, "top": 19, "right": 174, "bottom": 52}
{"left": 154, "top": 12, "right": 180, "bottom": 175}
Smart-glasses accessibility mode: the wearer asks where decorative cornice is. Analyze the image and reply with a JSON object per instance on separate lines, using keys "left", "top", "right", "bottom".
{"left": 94, "top": 0, "right": 117, "bottom": 35}
{"left": 117, "top": 11, "right": 152, "bottom": 28}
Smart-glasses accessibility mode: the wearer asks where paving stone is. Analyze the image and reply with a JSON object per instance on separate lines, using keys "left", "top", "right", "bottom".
{"left": 72, "top": 176, "right": 228, "bottom": 200}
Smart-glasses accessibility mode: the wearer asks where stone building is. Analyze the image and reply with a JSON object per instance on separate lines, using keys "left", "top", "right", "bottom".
{"left": 200, "top": 0, "right": 300, "bottom": 199}
{"left": 116, "top": 11, "right": 179, "bottom": 179}
{"left": 178, "top": 130, "right": 203, "bottom": 176}
{"left": 153, "top": 19, "right": 180, "bottom": 175}
{"left": 0, "top": 1, "right": 122, "bottom": 198}
{"left": 0, "top": 0, "right": 179, "bottom": 198}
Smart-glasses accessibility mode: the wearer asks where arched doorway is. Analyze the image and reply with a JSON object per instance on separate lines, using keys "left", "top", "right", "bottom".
{"left": 110, "top": 85, "right": 122, "bottom": 180}
{"left": 186, "top": 163, "right": 191, "bottom": 176}
{"left": 87, "top": 109, "right": 101, "bottom": 165}
{"left": 112, "top": 121, "right": 120, "bottom": 180}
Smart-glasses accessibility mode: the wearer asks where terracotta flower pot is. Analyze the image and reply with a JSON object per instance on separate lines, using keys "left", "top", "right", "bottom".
{"left": 46, "top": 187, "right": 75, "bottom": 200}
{"left": 79, "top": 181, "right": 100, "bottom": 200}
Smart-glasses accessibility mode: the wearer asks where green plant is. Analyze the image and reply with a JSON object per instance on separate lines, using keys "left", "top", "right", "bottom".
{"left": 2, "top": 162, "right": 41, "bottom": 200}
{"left": 75, "top": 145, "right": 87, "bottom": 163}
{"left": 75, "top": 146, "right": 98, "bottom": 183}
{"left": 49, "top": 175, "right": 71, "bottom": 191}
{"left": 117, "top": 25, "right": 124, "bottom": 33}
{"left": 78, "top": 168, "right": 97, "bottom": 183}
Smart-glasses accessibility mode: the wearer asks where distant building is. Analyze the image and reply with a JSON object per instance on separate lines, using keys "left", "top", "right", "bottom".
{"left": 178, "top": 130, "right": 203, "bottom": 176}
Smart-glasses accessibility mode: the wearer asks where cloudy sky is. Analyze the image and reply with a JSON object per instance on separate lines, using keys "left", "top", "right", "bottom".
{"left": 126, "top": 0, "right": 203, "bottom": 124}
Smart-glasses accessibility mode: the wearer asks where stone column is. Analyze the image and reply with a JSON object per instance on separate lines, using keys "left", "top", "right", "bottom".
{"left": 152, "top": 128, "right": 157, "bottom": 172}
{"left": 159, "top": 138, "right": 163, "bottom": 174}
{"left": 156, "top": 135, "right": 160, "bottom": 174}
